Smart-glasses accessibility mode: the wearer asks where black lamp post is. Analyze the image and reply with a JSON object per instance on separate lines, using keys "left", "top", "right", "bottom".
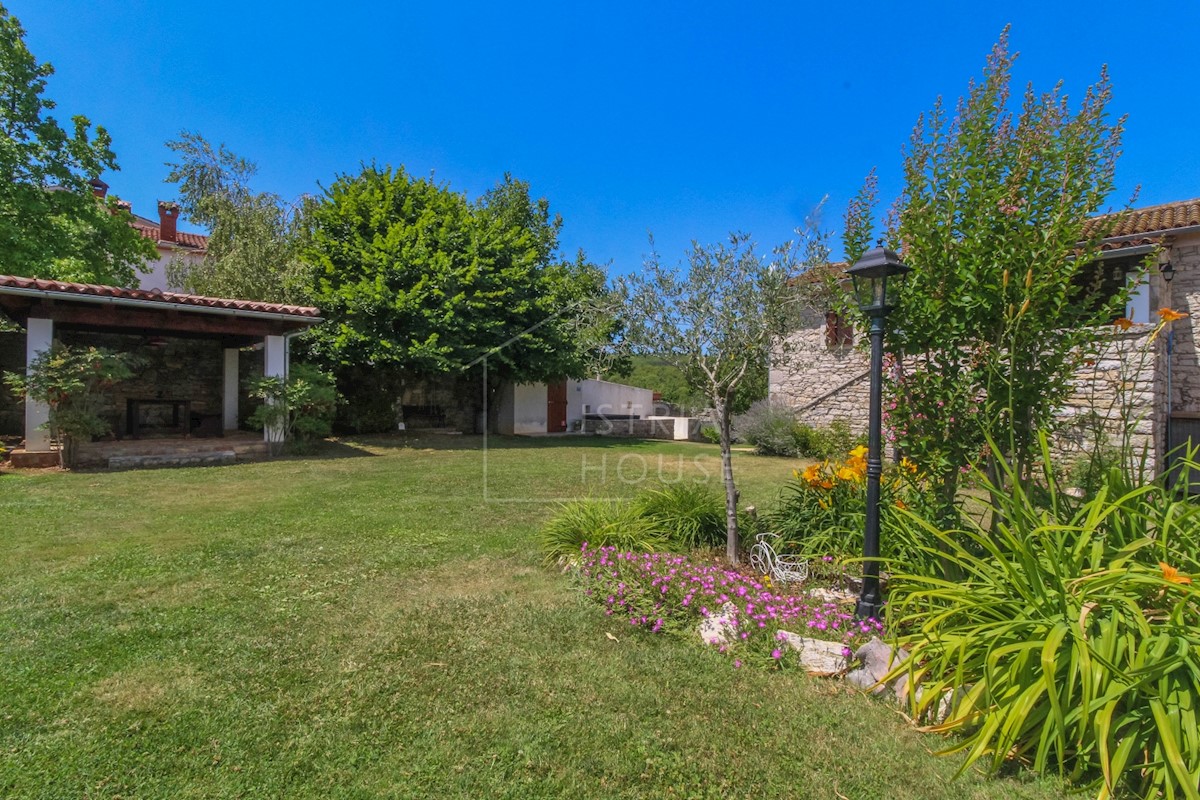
{"left": 845, "top": 246, "right": 910, "bottom": 620}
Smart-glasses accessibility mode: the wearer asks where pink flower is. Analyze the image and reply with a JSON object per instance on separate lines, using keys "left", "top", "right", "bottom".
{"left": 771, "top": 649, "right": 782, "bottom": 660}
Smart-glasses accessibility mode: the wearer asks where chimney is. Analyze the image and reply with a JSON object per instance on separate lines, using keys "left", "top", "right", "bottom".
{"left": 157, "top": 200, "right": 180, "bottom": 243}
{"left": 89, "top": 178, "right": 108, "bottom": 198}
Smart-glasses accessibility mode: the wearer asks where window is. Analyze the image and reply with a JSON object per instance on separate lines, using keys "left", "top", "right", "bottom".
{"left": 824, "top": 312, "right": 853, "bottom": 347}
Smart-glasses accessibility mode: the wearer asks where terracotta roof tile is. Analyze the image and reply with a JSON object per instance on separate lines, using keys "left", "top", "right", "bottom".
{"left": 0, "top": 275, "right": 320, "bottom": 318}
{"left": 131, "top": 219, "right": 208, "bottom": 251}
{"left": 1086, "top": 199, "right": 1200, "bottom": 241}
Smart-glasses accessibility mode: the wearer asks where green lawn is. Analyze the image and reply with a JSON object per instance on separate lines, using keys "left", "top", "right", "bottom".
{"left": 0, "top": 436, "right": 1065, "bottom": 799}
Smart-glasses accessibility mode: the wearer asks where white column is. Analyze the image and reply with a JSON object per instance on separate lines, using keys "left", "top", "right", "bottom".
{"left": 263, "top": 335, "right": 287, "bottom": 444}
{"left": 223, "top": 348, "right": 240, "bottom": 432}
{"left": 24, "top": 318, "right": 54, "bottom": 452}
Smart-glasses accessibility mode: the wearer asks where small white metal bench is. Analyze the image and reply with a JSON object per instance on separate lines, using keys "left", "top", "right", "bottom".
{"left": 748, "top": 531, "right": 809, "bottom": 586}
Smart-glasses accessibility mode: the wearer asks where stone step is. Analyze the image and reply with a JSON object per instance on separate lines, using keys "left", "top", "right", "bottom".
{"left": 108, "top": 451, "right": 238, "bottom": 470}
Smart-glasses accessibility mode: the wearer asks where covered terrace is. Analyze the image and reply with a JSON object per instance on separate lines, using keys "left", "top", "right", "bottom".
{"left": 0, "top": 276, "right": 321, "bottom": 468}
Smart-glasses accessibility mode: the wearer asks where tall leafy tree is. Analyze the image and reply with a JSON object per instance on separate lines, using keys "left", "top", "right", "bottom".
{"left": 621, "top": 232, "right": 816, "bottom": 563}
{"left": 846, "top": 29, "right": 1127, "bottom": 519}
{"left": 0, "top": 4, "right": 153, "bottom": 284}
{"left": 164, "top": 131, "right": 314, "bottom": 304}
{"left": 304, "top": 165, "right": 614, "bottom": 428}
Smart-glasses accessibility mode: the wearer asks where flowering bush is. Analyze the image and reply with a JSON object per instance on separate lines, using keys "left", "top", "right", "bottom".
{"left": 767, "top": 447, "right": 927, "bottom": 567}
{"left": 576, "top": 544, "right": 883, "bottom": 669}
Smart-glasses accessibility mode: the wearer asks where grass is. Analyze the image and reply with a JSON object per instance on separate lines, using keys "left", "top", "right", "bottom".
{"left": 0, "top": 435, "right": 1067, "bottom": 799}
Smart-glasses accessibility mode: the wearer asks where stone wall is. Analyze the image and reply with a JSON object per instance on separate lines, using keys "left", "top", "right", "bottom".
{"left": 581, "top": 417, "right": 706, "bottom": 441}
{"left": 771, "top": 317, "right": 1167, "bottom": 470}
{"left": 0, "top": 331, "right": 22, "bottom": 435}
{"left": 769, "top": 318, "right": 870, "bottom": 432}
{"left": 1163, "top": 235, "right": 1200, "bottom": 416}
{"left": 56, "top": 332, "right": 228, "bottom": 438}
{"left": 1055, "top": 326, "right": 1164, "bottom": 467}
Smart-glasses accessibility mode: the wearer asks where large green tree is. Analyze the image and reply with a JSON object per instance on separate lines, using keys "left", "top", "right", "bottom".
{"left": 164, "top": 131, "right": 314, "bottom": 304}
{"left": 0, "top": 4, "right": 153, "bottom": 284}
{"left": 846, "top": 30, "right": 1128, "bottom": 519}
{"left": 304, "top": 165, "right": 614, "bottom": 428}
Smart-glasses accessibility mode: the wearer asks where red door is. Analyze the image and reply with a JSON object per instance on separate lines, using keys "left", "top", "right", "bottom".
{"left": 547, "top": 380, "right": 568, "bottom": 433}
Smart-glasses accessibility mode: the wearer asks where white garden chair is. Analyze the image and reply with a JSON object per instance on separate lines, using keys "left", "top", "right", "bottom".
{"left": 748, "top": 531, "right": 809, "bottom": 586}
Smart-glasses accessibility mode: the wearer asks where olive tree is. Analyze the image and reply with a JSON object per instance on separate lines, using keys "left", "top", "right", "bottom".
{"left": 621, "top": 232, "right": 813, "bottom": 563}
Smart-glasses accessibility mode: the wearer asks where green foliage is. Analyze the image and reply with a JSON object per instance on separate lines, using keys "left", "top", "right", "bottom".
{"left": 768, "top": 450, "right": 927, "bottom": 567}
{"left": 539, "top": 498, "right": 669, "bottom": 564}
{"left": 634, "top": 484, "right": 727, "bottom": 550}
{"left": 245, "top": 363, "right": 338, "bottom": 454}
{"left": 0, "top": 5, "right": 154, "bottom": 284}
{"left": 885, "top": 438, "right": 1200, "bottom": 799}
{"left": 304, "top": 166, "right": 616, "bottom": 427}
{"left": 164, "top": 131, "right": 314, "bottom": 304}
{"left": 845, "top": 30, "right": 1127, "bottom": 517}
{"left": 794, "top": 419, "right": 865, "bottom": 461}
{"left": 733, "top": 402, "right": 864, "bottom": 460}
{"left": 3, "top": 342, "right": 135, "bottom": 467}
{"left": 620, "top": 230, "right": 824, "bottom": 561}
{"left": 733, "top": 400, "right": 800, "bottom": 456}
{"left": 609, "top": 355, "right": 708, "bottom": 413}
{"left": 699, "top": 425, "right": 721, "bottom": 445}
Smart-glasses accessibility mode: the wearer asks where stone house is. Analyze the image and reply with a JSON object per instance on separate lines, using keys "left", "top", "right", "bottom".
{"left": 769, "top": 198, "right": 1200, "bottom": 472}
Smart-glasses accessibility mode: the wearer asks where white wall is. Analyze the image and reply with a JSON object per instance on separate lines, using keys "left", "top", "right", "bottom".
{"left": 494, "top": 383, "right": 550, "bottom": 435}
{"left": 138, "top": 248, "right": 204, "bottom": 293}
{"left": 569, "top": 379, "right": 655, "bottom": 428}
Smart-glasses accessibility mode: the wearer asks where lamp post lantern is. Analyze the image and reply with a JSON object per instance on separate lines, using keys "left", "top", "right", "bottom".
{"left": 844, "top": 246, "right": 910, "bottom": 621}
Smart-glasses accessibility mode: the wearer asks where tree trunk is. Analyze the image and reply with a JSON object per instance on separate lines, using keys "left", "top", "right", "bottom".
{"left": 716, "top": 398, "right": 740, "bottom": 564}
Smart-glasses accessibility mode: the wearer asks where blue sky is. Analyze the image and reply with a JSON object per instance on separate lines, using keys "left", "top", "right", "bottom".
{"left": 12, "top": 1, "right": 1200, "bottom": 276}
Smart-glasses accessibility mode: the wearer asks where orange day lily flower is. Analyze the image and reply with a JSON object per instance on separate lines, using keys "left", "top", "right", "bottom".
{"left": 1113, "top": 317, "right": 1134, "bottom": 331}
{"left": 1157, "top": 307, "right": 1189, "bottom": 323}
{"left": 1160, "top": 562, "right": 1192, "bottom": 585}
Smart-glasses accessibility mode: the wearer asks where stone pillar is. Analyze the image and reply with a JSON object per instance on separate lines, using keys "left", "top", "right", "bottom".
{"left": 24, "top": 318, "right": 54, "bottom": 452}
{"left": 263, "top": 335, "right": 287, "bottom": 444}
{"left": 223, "top": 348, "right": 240, "bottom": 432}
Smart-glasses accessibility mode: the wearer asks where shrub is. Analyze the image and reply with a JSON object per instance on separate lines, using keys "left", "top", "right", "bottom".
{"left": 3, "top": 343, "right": 136, "bottom": 468}
{"left": 794, "top": 418, "right": 865, "bottom": 461}
{"left": 635, "top": 483, "right": 726, "bottom": 550}
{"left": 540, "top": 499, "right": 669, "bottom": 564}
{"left": 767, "top": 447, "right": 928, "bottom": 569}
{"left": 699, "top": 425, "right": 721, "bottom": 445}
{"left": 733, "top": 399, "right": 799, "bottom": 456}
{"left": 884, "top": 438, "right": 1200, "bottom": 799}
{"left": 246, "top": 363, "right": 338, "bottom": 454}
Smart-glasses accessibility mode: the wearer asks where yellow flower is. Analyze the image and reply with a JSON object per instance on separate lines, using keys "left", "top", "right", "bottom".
{"left": 1160, "top": 562, "right": 1192, "bottom": 585}
{"left": 1157, "top": 307, "right": 1189, "bottom": 323}
{"left": 1113, "top": 317, "right": 1134, "bottom": 331}
{"left": 801, "top": 464, "right": 822, "bottom": 485}
{"left": 900, "top": 457, "right": 918, "bottom": 475}
{"left": 818, "top": 498, "right": 830, "bottom": 510}
{"left": 849, "top": 445, "right": 869, "bottom": 461}
{"left": 836, "top": 465, "right": 861, "bottom": 482}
